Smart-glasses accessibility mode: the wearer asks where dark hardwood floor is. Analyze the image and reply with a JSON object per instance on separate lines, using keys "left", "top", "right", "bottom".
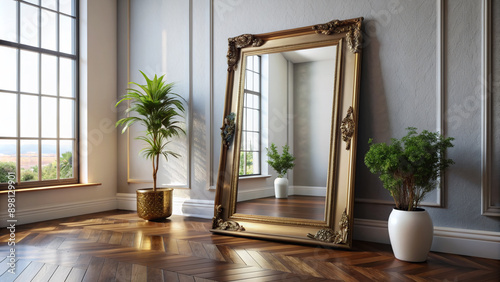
{"left": 0, "top": 210, "right": 499, "bottom": 281}
{"left": 236, "top": 195, "right": 325, "bottom": 220}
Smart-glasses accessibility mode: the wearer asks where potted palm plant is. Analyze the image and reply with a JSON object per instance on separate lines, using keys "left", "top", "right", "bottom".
{"left": 266, "top": 143, "right": 296, "bottom": 198}
{"left": 364, "top": 127, "right": 454, "bottom": 262}
{"left": 116, "top": 71, "right": 185, "bottom": 221}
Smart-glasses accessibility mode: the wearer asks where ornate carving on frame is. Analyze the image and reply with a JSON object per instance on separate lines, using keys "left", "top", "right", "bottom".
{"left": 227, "top": 34, "right": 264, "bottom": 71}
{"left": 307, "top": 209, "right": 349, "bottom": 244}
{"left": 341, "top": 106, "right": 355, "bottom": 150}
{"left": 212, "top": 205, "right": 245, "bottom": 231}
{"left": 221, "top": 112, "right": 236, "bottom": 148}
{"left": 312, "top": 18, "right": 363, "bottom": 53}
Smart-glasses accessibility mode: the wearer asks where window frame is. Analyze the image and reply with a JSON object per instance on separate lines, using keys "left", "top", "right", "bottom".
{"left": 0, "top": 0, "right": 79, "bottom": 190}
{"left": 239, "top": 55, "right": 262, "bottom": 177}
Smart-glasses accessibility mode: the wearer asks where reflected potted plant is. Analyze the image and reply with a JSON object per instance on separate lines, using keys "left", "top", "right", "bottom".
{"left": 364, "top": 127, "right": 454, "bottom": 262}
{"left": 116, "top": 71, "right": 185, "bottom": 221}
{"left": 266, "top": 143, "right": 296, "bottom": 198}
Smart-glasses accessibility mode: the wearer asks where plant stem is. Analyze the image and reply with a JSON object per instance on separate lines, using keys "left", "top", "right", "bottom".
{"left": 152, "top": 134, "right": 158, "bottom": 192}
{"left": 155, "top": 153, "right": 160, "bottom": 191}
{"left": 152, "top": 157, "right": 156, "bottom": 191}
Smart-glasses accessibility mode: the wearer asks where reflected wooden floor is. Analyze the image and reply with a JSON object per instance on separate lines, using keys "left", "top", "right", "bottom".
{"left": 236, "top": 195, "right": 325, "bottom": 220}
{"left": 1, "top": 210, "right": 499, "bottom": 281}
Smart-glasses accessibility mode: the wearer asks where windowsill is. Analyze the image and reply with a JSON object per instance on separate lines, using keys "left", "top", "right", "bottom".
{"left": 239, "top": 175, "right": 272, "bottom": 180}
{"left": 0, "top": 183, "right": 102, "bottom": 194}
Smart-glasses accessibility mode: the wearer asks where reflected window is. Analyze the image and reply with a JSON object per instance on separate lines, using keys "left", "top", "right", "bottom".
{"left": 240, "top": 55, "right": 261, "bottom": 176}
{"left": 0, "top": 0, "right": 78, "bottom": 189}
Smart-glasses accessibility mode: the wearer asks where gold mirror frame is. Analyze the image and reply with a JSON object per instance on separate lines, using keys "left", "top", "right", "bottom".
{"left": 211, "top": 18, "right": 363, "bottom": 249}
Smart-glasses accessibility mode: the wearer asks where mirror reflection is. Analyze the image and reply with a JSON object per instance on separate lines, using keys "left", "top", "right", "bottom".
{"left": 236, "top": 45, "right": 338, "bottom": 221}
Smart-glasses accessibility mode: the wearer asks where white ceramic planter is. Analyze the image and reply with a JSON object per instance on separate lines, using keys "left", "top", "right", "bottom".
{"left": 388, "top": 208, "right": 433, "bottom": 262}
{"left": 274, "top": 178, "right": 288, "bottom": 198}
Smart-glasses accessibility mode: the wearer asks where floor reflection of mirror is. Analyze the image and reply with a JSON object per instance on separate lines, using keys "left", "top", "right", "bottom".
{"left": 236, "top": 195, "right": 325, "bottom": 220}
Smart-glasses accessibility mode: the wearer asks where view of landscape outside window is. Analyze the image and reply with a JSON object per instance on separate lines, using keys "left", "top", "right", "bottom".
{"left": 239, "top": 55, "right": 261, "bottom": 176}
{"left": 0, "top": 0, "right": 78, "bottom": 187}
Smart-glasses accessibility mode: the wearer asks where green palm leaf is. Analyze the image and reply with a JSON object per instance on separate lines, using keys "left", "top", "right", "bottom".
{"left": 116, "top": 71, "right": 186, "bottom": 190}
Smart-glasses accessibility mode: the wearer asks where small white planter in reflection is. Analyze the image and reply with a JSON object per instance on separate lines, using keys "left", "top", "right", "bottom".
{"left": 274, "top": 178, "right": 288, "bottom": 198}
{"left": 388, "top": 208, "right": 433, "bottom": 262}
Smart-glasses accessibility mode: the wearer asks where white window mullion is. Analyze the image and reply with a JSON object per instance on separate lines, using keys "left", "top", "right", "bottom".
{"left": 38, "top": 52, "right": 42, "bottom": 181}
{"left": 56, "top": 0, "right": 61, "bottom": 179}
{"left": 56, "top": 56, "right": 60, "bottom": 180}
{"left": 16, "top": 49, "right": 21, "bottom": 183}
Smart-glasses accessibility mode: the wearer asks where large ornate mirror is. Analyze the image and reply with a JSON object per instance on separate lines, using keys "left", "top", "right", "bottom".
{"left": 211, "top": 18, "right": 363, "bottom": 248}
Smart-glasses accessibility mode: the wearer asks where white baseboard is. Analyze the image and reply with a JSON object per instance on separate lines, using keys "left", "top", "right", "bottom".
{"left": 176, "top": 198, "right": 215, "bottom": 219}
{"left": 353, "top": 218, "right": 390, "bottom": 244}
{"left": 116, "top": 193, "right": 137, "bottom": 210}
{"left": 236, "top": 187, "right": 275, "bottom": 202}
{"left": 116, "top": 193, "right": 214, "bottom": 219}
{"left": 291, "top": 186, "right": 327, "bottom": 197}
{"left": 0, "top": 197, "right": 117, "bottom": 228}
{"left": 354, "top": 218, "right": 500, "bottom": 260}
{"left": 236, "top": 185, "right": 327, "bottom": 202}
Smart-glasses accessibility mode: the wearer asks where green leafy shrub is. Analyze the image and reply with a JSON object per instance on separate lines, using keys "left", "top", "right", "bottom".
{"left": 0, "top": 162, "right": 16, "bottom": 183}
{"left": 239, "top": 151, "right": 254, "bottom": 175}
{"left": 0, "top": 151, "right": 72, "bottom": 183}
{"left": 266, "top": 143, "right": 296, "bottom": 178}
{"left": 21, "top": 168, "right": 37, "bottom": 181}
{"left": 60, "top": 152, "right": 73, "bottom": 178}
{"left": 364, "top": 127, "right": 454, "bottom": 211}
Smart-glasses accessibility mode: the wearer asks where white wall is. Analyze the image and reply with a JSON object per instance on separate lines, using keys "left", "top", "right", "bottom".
{"left": 292, "top": 60, "right": 335, "bottom": 187}
{"left": 267, "top": 53, "right": 289, "bottom": 161}
{"left": 116, "top": 0, "right": 214, "bottom": 218}
{"left": 0, "top": 0, "right": 118, "bottom": 226}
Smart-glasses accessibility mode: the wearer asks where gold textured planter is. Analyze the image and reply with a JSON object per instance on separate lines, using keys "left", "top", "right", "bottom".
{"left": 136, "top": 188, "right": 173, "bottom": 221}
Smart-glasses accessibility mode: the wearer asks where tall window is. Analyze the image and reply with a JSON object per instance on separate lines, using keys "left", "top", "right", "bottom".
{"left": 0, "top": 0, "right": 79, "bottom": 189}
{"left": 239, "top": 55, "right": 261, "bottom": 176}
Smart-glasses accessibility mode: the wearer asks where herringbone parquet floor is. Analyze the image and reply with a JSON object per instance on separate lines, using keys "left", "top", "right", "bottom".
{"left": 0, "top": 210, "right": 499, "bottom": 281}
